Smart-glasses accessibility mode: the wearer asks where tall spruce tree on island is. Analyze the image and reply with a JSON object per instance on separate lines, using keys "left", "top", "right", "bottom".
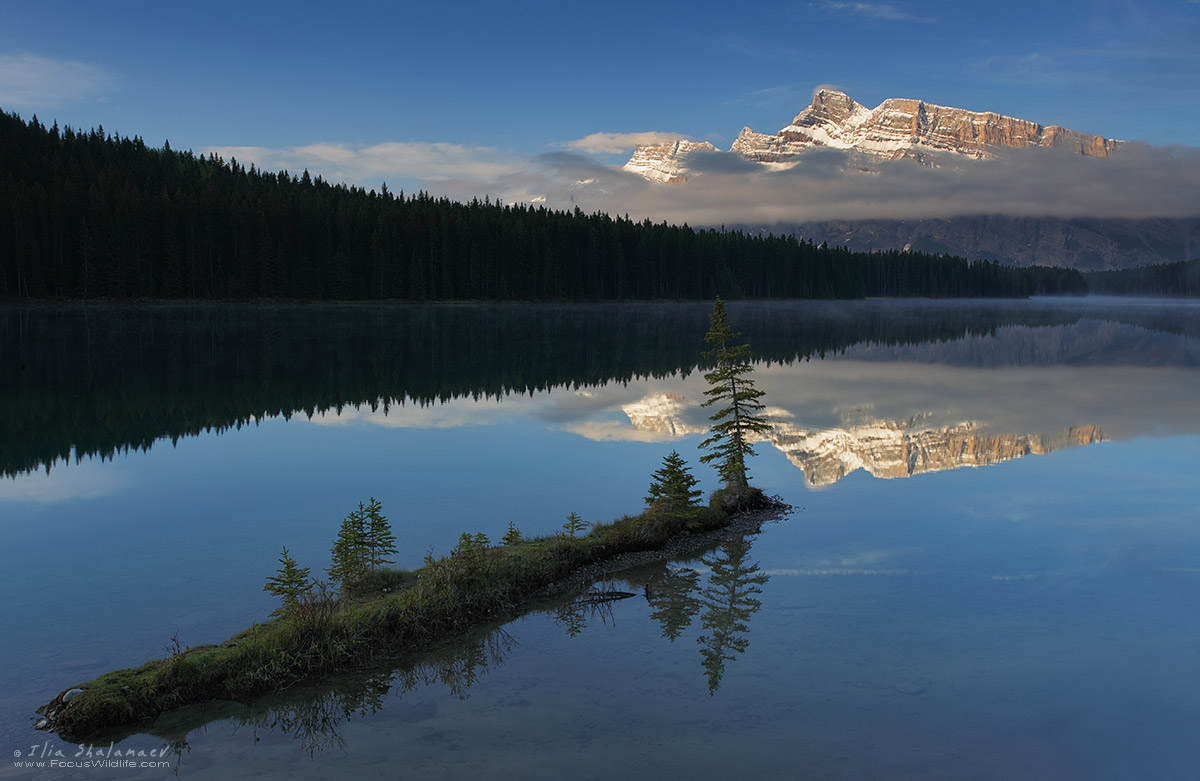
{"left": 698, "top": 298, "right": 771, "bottom": 502}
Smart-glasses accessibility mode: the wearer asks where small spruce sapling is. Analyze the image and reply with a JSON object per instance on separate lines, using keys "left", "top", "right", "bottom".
{"left": 329, "top": 497, "right": 399, "bottom": 591}
{"left": 329, "top": 503, "right": 369, "bottom": 589}
{"left": 363, "top": 497, "right": 398, "bottom": 571}
{"left": 645, "top": 450, "right": 703, "bottom": 512}
{"left": 264, "top": 546, "right": 313, "bottom": 618}
{"left": 502, "top": 521, "right": 522, "bottom": 546}
{"left": 562, "top": 511, "right": 588, "bottom": 538}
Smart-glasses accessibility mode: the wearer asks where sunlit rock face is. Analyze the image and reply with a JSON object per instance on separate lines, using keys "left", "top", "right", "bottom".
{"left": 628, "top": 89, "right": 1121, "bottom": 179}
{"left": 759, "top": 90, "right": 1121, "bottom": 163}
{"left": 622, "top": 139, "right": 721, "bottom": 183}
{"left": 769, "top": 419, "right": 1104, "bottom": 486}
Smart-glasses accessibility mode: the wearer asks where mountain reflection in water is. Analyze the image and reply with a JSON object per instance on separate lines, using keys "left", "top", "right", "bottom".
{"left": 5, "top": 300, "right": 1196, "bottom": 485}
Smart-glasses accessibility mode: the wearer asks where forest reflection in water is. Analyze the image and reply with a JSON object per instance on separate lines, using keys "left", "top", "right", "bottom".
{"left": 4, "top": 299, "right": 1200, "bottom": 777}
{"left": 149, "top": 533, "right": 770, "bottom": 762}
{"left": 6, "top": 296, "right": 1197, "bottom": 480}
{"left": 4, "top": 298, "right": 1199, "bottom": 488}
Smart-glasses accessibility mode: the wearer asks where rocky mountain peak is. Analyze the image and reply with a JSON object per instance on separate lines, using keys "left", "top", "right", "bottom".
{"left": 622, "top": 138, "right": 719, "bottom": 184}
{"left": 799, "top": 89, "right": 868, "bottom": 126}
{"left": 626, "top": 90, "right": 1122, "bottom": 181}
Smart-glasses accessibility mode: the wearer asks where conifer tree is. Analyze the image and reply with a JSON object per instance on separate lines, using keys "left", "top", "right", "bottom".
{"left": 363, "top": 496, "right": 398, "bottom": 571}
{"left": 330, "top": 498, "right": 398, "bottom": 590}
{"left": 329, "top": 502, "right": 370, "bottom": 589}
{"left": 645, "top": 450, "right": 703, "bottom": 511}
{"left": 562, "top": 511, "right": 588, "bottom": 538}
{"left": 698, "top": 298, "right": 771, "bottom": 489}
{"left": 264, "top": 546, "right": 312, "bottom": 618}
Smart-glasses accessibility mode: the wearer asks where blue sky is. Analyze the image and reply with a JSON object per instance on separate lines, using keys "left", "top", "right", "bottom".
{"left": 2, "top": 0, "right": 1198, "bottom": 221}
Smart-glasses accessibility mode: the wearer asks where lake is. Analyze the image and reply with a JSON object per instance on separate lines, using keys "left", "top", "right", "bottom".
{"left": 2, "top": 298, "right": 1199, "bottom": 779}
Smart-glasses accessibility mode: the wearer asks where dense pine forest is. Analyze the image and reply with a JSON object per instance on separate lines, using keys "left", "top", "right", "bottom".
{"left": 1, "top": 110, "right": 1086, "bottom": 301}
{"left": 1085, "top": 258, "right": 1200, "bottom": 297}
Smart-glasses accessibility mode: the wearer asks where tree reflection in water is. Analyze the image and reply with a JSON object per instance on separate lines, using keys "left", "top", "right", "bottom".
{"left": 695, "top": 537, "right": 770, "bottom": 695}
{"left": 156, "top": 535, "right": 770, "bottom": 759}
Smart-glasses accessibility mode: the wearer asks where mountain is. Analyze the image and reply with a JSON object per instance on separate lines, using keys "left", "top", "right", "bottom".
{"left": 740, "top": 215, "right": 1200, "bottom": 271}
{"left": 620, "top": 90, "right": 1197, "bottom": 270}
{"left": 623, "top": 140, "right": 721, "bottom": 184}
{"left": 624, "top": 89, "right": 1121, "bottom": 182}
{"left": 734, "top": 89, "right": 1120, "bottom": 166}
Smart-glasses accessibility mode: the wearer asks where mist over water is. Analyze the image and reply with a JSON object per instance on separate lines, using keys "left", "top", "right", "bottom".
{"left": 2, "top": 299, "right": 1198, "bottom": 779}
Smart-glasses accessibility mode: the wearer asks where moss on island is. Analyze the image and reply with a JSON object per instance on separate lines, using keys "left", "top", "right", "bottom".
{"left": 38, "top": 486, "right": 777, "bottom": 743}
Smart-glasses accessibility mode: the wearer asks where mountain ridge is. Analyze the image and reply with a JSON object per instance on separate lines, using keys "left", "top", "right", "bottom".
{"left": 737, "top": 215, "right": 1200, "bottom": 271}
{"left": 618, "top": 90, "right": 1198, "bottom": 269}
{"left": 624, "top": 89, "right": 1122, "bottom": 183}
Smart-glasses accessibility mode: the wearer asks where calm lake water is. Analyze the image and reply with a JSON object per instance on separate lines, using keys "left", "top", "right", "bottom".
{"left": 2, "top": 298, "right": 1199, "bottom": 779}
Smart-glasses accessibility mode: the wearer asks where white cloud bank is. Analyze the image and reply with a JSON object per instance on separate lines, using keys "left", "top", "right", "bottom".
{"left": 204, "top": 134, "right": 1200, "bottom": 224}
{"left": 201, "top": 140, "right": 523, "bottom": 185}
{"left": 563, "top": 131, "right": 693, "bottom": 155}
{"left": 810, "top": 2, "right": 928, "bottom": 23}
{"left": 538, "top": 143, "right": 1200, "bottom": 223}
{"left": 0, "top": 53, "right": 114, "bottom": 108}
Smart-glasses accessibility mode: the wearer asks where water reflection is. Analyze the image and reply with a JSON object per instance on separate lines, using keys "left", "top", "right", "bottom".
{"left": 10, "top": 299, "right": 1195, "bottom": 479}
{"left": 138, "top": 533, "right": 770, "bottom": 759}
{"left": 5, "top": 304, "right": 1198, "bottom": 495}
{"left": 609, "top": 317, "right": 1200, "bottom": 484}
{"left": 552, "top": 584, "right": 631, "bottom": 639}
{"left": 695, "top": 537, "right": 770, "bottom": 695}
{"left": 6, "top": 300, "right": 1199, "bottom": 775}
{"left": 148, "top": 627, "right": 520, "bottom": 759}
{"left": 646, "top": 566, "right": 702, "bottom": 642}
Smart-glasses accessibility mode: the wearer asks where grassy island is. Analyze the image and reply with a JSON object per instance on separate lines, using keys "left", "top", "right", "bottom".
{"left": 38, "top": 487, "right": 780, "bottom": 743}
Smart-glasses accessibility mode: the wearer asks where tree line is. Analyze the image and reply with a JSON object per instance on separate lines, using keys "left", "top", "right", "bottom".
{"left": 1, "top": 110, "right": 1086, "bottom": 301}
{"left": 1085, "top": 258, "right": 1200, "bottom": 297}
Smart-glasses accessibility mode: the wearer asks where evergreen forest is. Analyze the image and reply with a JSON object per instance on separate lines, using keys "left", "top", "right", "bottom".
{"left": 1085, "top": 258, "right": 1200, "bottom": 297}
{"left": 1, "top": 110, "right": 1087, "bottom": 301}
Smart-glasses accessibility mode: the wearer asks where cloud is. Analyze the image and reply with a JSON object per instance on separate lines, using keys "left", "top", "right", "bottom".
{"left": 0, "top": 461, "right": 130, "bottom": 503}
{"left": 304, "top": 395, "right": 541, "bottom": 429}
{"left": 765, "top": 567, "right": 920, "bottom": 576}
{"left": 200, "top": 140, "right": 523, "bottom": 185}
{"left": 0, "top": 53, "right": 114, "bottom": 108}
{"left": 563, "top": 131, "right": 693, "bottom": 155}
{"left": 507, "top": 142, "right": 1200, "bottom": 223}
{"left": 810, "top": 2, "right": 929, "bottom": 22}
{"left": 561, "top": 421, "right": 682, "bottom": 443}
{"left": 204, "top": 121, "right": 1200, "bottom": 224}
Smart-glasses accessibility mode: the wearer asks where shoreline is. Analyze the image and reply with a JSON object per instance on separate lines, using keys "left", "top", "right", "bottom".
{"left": 535, "top": 500, "right": 792, "bottom": 599}
{"left": 36, "top": 493, "right": 790, "bottom": 743}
